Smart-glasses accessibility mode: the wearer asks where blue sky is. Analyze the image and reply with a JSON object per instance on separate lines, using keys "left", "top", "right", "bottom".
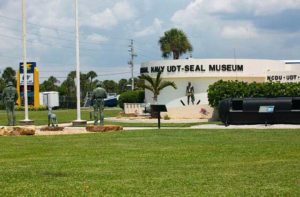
{"left": 0, "top": 0, "right": 299, "bottom": 82}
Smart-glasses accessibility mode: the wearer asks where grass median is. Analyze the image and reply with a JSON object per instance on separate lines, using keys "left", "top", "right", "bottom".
{"left": 0, "top": 129, "right": 299, "bottom": 196}
{"left": 0, "top": 108, "right": 121, "bottom": 126}
{"left": 0, "top": 108, "right": 214, "bottom": 127}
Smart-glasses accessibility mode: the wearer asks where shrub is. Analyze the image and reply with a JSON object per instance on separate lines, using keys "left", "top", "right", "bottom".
{"left": 15, "top": 105, "right": 48, "bottom": 111}
{"left": 118, "top": 90, "right": 145, "bottom": 109}
{"left": 207, "top": 80, "right": 300, "bottom": 107}
{"left": 163, "top": 114, "right": 170, "bottom": 120}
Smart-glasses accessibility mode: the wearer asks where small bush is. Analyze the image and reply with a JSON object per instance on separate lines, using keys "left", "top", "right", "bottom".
{"left": 15, "top": 105, "right": 48, "bottom": 111}
{"left": 118, "top": 90, "right": 145, "bottom": 109}
{"left": 163, "top": 114, "right": 170, "bottom": 120}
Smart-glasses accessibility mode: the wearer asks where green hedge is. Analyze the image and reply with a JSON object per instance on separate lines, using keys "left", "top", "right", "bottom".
{"left": 208, "top": 80, "right": 300, "bottom": 107}
{"left": 118, "top": 90, "right": 145, "bottom": 109}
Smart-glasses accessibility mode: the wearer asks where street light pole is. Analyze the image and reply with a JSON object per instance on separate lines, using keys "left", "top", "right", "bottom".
{"left": 72, "top": 0, "right": 86, "bottom": 126}
{"left": 128, "top": 39, "right": 137, "bottom": 91}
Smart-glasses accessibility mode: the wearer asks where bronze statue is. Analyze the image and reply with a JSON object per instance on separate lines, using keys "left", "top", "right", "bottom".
{"left": 91, "top": 82, "right": 107, "bottom": 125}
{"left": 48, "top": 107, "right": 58, "bottom": 127}
{"left": 186, "top": 82, "right": 195, "bottom": 105}
{"left": 2, "top": 81, "right": 18, "bottom": 126}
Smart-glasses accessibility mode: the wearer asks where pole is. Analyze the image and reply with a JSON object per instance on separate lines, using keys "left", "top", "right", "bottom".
{"left": 129, "top": 39, "right": 137, "bottom": 91}
{"left": 158, "top": 112, "right": 161, "bottom": 129}
{"left": 131, "top": 40, "right": 134, "bottom": 91}
{"left": 72, "top": 0, "right": 86, "bottom": 126}
{"left": 75, "top": 0, "right": 81, "bottom": 121}
{"left": 22, "top": 0, "right": 29, "bottom": 121}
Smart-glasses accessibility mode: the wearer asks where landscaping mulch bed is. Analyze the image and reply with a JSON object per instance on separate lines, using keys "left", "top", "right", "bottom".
{"left": 86, "top": 125, "right": 123, "bottom": 132}
{"left": 40, "top": 126, "right": 65, "bottom": 131}
{"left": 0, "top": 126, "right": 35, "bottom": 136}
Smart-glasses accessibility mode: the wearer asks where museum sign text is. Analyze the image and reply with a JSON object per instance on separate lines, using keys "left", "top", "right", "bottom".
{"left": 140, "top": 64, "right": 243, "bottom": 74}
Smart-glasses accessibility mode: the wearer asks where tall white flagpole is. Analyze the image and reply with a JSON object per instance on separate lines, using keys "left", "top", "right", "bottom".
{"left": 21, "top": 0, "right": 33, "bottom": 124}
{"left": 73, "top": 0, "right": 86, "bottom": 126}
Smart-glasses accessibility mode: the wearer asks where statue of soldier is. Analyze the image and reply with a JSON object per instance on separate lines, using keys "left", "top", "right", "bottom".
{"left": 186, "top": 82, "right": 195, "bottom": 105}
{"left": 2, "top": 81, "right": 18, "bottom": 126}
{"left": 91, "top": 82, "right": 107, "bottom": 126}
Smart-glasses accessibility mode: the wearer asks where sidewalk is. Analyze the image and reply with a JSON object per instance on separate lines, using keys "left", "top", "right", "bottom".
{"left": 32, "top": 117, "right": 300, "bottom": 136}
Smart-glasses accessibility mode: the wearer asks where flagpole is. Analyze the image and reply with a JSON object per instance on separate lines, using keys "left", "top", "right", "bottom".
{"left": 72, "top": 0, "right": 86, "bottom": 126}
{"left": 20, "top": 0, "right": 33, "bottom": 125}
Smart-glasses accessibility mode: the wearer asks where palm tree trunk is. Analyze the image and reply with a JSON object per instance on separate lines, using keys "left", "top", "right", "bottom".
{"left": 153, "top": 95, "right": 158, "bottom": 104}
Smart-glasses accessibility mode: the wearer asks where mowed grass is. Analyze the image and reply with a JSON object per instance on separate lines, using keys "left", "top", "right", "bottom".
{"left": 0, "top": 108, "right": 121, "bottom": 126}
{"left": 0, "top": 129, "right": 299, "bottom": 196}
{"left": 0, "top": 109, "right": 208, "bottom": 127}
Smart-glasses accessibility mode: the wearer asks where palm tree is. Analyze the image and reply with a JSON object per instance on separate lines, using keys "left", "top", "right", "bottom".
{"left": 86, "top": 71, "right": 97, "bottom": 91}
{"left": 159, "top": 28, "right": 193, "bottom": 59}
{"left": 40, "top": 76, "right": 59, "bottom": 91}
{"left": 138, "top": 71, "right": 177, "bottom": 103}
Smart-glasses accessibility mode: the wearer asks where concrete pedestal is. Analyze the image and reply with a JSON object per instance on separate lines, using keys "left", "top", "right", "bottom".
{"left": 72, "top": 120, "right": 87, "bottom": 126}
{"left": 19, "top": 119, "right": 35, "bottom": 126}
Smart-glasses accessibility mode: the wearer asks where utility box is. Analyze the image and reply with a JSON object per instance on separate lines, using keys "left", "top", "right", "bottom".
{"left": 40, "top": 91, "right": 59, "bottom": 108}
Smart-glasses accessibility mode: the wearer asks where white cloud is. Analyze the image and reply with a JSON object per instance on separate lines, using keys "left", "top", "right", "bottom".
{"left": 245, "top": 0, "right": 300, "bottom": 16}
{"left": 172, "top": 0, "right": 300, "bottom": 27}
{"left": 113, "top": 1, "right": 136, "bottom": 21}
{"left": 134, "top": 18, "right": 163, "bottom": 37}
{"left": 171, "top": 0, "right": 203, "bottom": 27}
{"left": 221, "top": 23, "right": 258, "bottom": 39}
{"left": 83, "top": 0, "right": 136, "bottom": 29}
{"left": 86, "top": 33, "right": 109, "bottom": 43}
{"left": 88, "top": 8, "right": 118, "bottom": 29}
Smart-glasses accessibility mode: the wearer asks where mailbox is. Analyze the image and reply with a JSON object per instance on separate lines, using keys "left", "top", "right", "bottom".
{"left": 219, "top": 97, "right": 300, "bottom": 125}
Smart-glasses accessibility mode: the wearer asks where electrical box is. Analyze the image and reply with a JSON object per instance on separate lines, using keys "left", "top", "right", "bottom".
{"left": 40, "top": 91, "right": 59, "bottom": 108}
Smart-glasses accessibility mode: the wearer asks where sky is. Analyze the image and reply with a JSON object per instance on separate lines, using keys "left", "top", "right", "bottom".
{"left": 0, "top": 0, "right": 299, "bottom": 82}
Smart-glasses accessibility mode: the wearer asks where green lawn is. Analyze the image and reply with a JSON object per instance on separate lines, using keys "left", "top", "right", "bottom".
{"left": 0, "top": 108, "right": 121, "bottom": 126}
{"left": 0, "top": 109, "right": 212, "bottom": 127}
{"left": 0, "top": 129, "right": 299, "bottom": 196}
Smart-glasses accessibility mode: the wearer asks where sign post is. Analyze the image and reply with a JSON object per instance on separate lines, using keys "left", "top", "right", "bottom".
{"left": 150, "top": 105, "right": 167, "bottom": 129}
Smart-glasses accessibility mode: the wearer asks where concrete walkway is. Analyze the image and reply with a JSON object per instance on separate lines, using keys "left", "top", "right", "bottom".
{"left": 191, "top": 124, "right": 300, "bottom": 129}
{"left": 105, "top": 117, "right": 206, "bottom": 123}
{"left": 33, "top": 117, "right": 300, "bottom": 136}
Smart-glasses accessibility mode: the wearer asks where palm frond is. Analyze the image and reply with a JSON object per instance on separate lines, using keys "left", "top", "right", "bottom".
{"left": 158, "top": 81, "right": 177, "bottom": 92}
{"left": 139, "top": 74, "right": 155, "bottom": 88}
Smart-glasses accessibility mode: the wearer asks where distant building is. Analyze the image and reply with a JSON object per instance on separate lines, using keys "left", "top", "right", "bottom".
{"left": 140, "top": 59, "right": 300, "bottom": 118}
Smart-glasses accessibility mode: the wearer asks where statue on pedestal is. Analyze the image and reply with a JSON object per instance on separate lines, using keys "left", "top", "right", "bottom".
{"left": 2, "top": 81, "right": 18, "bottom": 126}
{"left": 48, "top": 107, "right": 58, "bottom": 127}
{"left": 186, "top": 82, "right": 195, "bottom": 105}
{"left": 91, "top": 82, "right": 107, "bottom": 126}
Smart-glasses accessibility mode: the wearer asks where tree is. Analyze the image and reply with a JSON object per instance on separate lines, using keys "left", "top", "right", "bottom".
{"left": 40, "top": 76, "right": 59, "bottom": 92}
{"left": 138, "top": 71, "right": 177, "bottom": 103}
{"left": 86, "top": 71, "right": 97, "bottom": 91}
{"left": 60, "top": 71, "right": 76, "bottom": 97}
{"left": 103, "top": 80, "right": 118, "bottom": 93}
{"left": 158, "top": 28, "right": 193, "bottom": 59}
{"left": 0, "top": 77, "right": 5, "bottom": 92}
{"left": 80, "top": 73, "right": 89, "bottom": 99}
{"left": 118, "top": 78, "right": 128, "bottom": 94}
{"left": 2, "top": 67, "right": 16, "bottom": 85}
